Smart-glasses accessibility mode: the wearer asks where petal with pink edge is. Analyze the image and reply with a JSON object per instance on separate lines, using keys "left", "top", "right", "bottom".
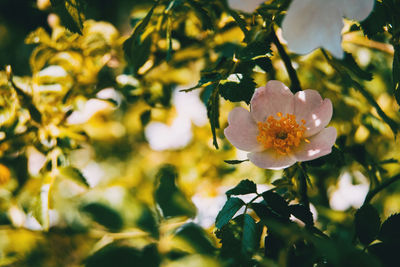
{"left": 294, "top": 90, "right": 333, "bottom": 137}
{"left": 250, "top": 80, "right": 294, "bottom": 122}
{"left": 294, "top": 127, "right": 337, "bottom": 162}
{"left": 248, "top": 150, "right": 297, "bottom": 170}
{"left": 224, "top": 107, "right": 262, "bottom": 152}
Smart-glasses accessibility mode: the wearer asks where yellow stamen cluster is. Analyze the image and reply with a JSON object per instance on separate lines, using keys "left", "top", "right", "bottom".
{"left": 257, "top": 112, "right": 308, "bottom": 155}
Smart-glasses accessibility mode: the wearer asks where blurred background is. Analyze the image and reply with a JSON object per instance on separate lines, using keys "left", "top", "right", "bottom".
{"left": 0, "top": 0, "right": 399, "bottom": 266}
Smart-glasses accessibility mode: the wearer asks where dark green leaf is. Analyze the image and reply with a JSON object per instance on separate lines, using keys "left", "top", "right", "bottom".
{"left": 215, "top": 197, "right": 245, "bottom": 229}
{"left": 124, "top": 34, "right": 152, "bottom": 75}
{"left": 140, "top": 110, "right": 151, "bottom": 127}
{"left": 264, "top": 231, "right": 286, "bottom": 260}
{"left": 355, "top": 204, "right": 380, "bottom": 245}
{"left": 174, "top": 223, "right": 216, "bottom": 254}
{"left": 154, "top": 165, "right": 196, "bottom": 218}
{"left": 81, "top": 202, "right": 124, "bottom": 232}
{"left": 226, "top": 179, "right": 257, "bottom": 197}
{"left": 50, "top": 0, "right": 86, "bottom": 34}
{"left": 123, "top": 2, "right": 157, "bottom": 75}
{"left": 206, "top": 84, "right": 220, "bottom": 149}
{"left": 85, "top": 244, "right": 160, "bottom": 267}
{"left": 378, "top": 213, "right": 400, "bottom": 243}
{"left": 262, "top": 191, "right": 290, "bottom": 219}
{"left": 360, "top": 1, "right": 390, "bottom": 38}
{"left": 368, "top": 242, "right": 398, "bottom": 267}
{"left": 289, "top": 204, "right": 314, "bottom": 226}
{"left": 137, "top": 205, "right": 159, "bottom": 238}
{"left": 241, "top": 214, "right": 258, "bottom": 255}
{"left": 250, "top": 202, "right": 275, "bottom": 221}
{"left": 340, "top": 53, "right": 373, "bottom": 81}
{"left": 186, "top": 0, "right": 214, "bottom": 30}
{"left": 219, "top": 75, "right": 256, "bottom": 104}
{"left": 224, "top": 159, "right": 249, "bottom": 165}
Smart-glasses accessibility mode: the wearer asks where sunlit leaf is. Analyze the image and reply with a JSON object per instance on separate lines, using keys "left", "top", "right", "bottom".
{"left": 174, "top": 223, "right": 216, "bottom": 254}
{"left": 59, "top": 166, "right": 89, "bottom": 187}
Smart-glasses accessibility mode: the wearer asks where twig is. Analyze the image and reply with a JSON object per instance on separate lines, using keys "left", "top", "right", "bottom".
{"left": 321, "top": 49, "right": 398, "bottom": 135}
{"left": 298, "top": 163, "right": 310, "bottom": 213}
{"left": 270, "top": 30, "right": 302, "bottom": 93}
{"left": 363, "top": 173, "right": 400, "bottom": 204}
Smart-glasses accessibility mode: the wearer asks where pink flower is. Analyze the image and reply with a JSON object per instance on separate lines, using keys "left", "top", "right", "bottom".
{"left": 224, "top": 80, "right": 336, "bottom": 169}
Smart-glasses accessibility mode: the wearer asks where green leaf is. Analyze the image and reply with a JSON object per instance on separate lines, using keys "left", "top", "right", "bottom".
{"left": 261, "top": 191, "right": 290, "bottom": 219}
{"left": 393, "top": 45, "right": 400, "bottom": 107}
{"left": 224, "top": 159, "right": 249, "bottom": 165}
{"left": 378, "top": 213, "right": 400, "bottom": 243}
{"left": 360, "top": 1, "right": 390, "bottom": 38}
{"left": 250, "top": 202, "right": 276, "bottom": 221}
{"left": 226, "top": 179, "right": 257, "bottom": 197}
{"left": 123, "top": 2, "right": 158, "bottom": 75}
{"left": 289, "top": 204, "right": 314, "bottom": 226}
{"left": 174, "top": 223, "right": 216, "bottom": 254}
{"left": 355, "top": 204, "right": 381, "bottom": 245}
{"left": 81, "top": 202, "right": 124, "bottom": 232}
{"left": 340, "top": 53, "right": 373, "bottom": 81}
{"left": 85, "top": 244, "right": 160, "bottom": 267}
{"left": 140, "top": 110, "right": 151, "bottom": 127}
{"left": 215, "top": 197, "right": 245, "bottom": 229}
{"left": 186, "top": 0, "right": 214, "bottom": 30}
{"left": 154, "top": 165, "right": 196, "bottom": 218}
{"left": 241, "top": 214, "right": 259, "bottom": 255}
{"left": 367, "top": 242, "right": 398, "bottom": 267}
{"left": 219, "top": 75, "right": 256, "bottom": 104}
{"left": 32, "top": 181, "right": 52, "bottom": 230}
{"left": 50, "top": 0, "right": 86, "bottom": 34}
{"left": 59, "top": 166, "right": 89, "bottom": 187}
{"left": 137, "top": 205, "right": 159, "bottom": 238}
{"left": 206, "top": 84, "right": 220, "bottom": 149}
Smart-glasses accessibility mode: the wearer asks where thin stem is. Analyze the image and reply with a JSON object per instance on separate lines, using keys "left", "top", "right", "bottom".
{"left": 321, "top": 49, "right": 398, "bottom": 134}
{"left": 298, "top": 163, "right": 311, "bottom": 214}
{"left": 363, "top": 173, "right": 400, "bottom": 205}
{"left": 244, "top": 193, "right": 262, "bottom": 214}
{"left": 271, "top": 30, "right": 302, "bottom": 93}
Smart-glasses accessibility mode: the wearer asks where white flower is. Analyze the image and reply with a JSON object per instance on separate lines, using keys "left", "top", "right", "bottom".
{"left": 227, "top": 0, "right": 265, "bottom": 13}
{"left": 224, "top": 80, "right": 336, "bottom": 169}
{"left": 281, "top": 0, "right": 375, "bottom": 59}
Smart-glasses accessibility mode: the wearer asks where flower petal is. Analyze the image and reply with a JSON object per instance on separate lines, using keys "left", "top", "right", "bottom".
{"left": 250, "top": 80, "right": 294, "bottom": 122}
{"left": 281, "top": 0, "right": 344, "bottom": 58}
{"left": 294, "top": 90, "right": 333, "bottom": 137}
{"left": 227, "top": 0, "right": 266, "bottom": 13}
{"left": 342, "top": 0, "right": 374, "bottom": 21}
{"left": 248, "top": 150, "right": 297, "bottom": 170}
{"left": 294, "top": 127, "right": 337, "bottom": 162}
{"left": 224, "top": 107, "right": 262, "bottom": 152}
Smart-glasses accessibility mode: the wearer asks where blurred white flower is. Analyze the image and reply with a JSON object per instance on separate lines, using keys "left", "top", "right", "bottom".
{"left": 145, "top": 88, "right": 207, "bottom": 151}
{"left": 227, "top": 0, "right": 265, "bottom": 13}
{"left": 329, "top": 171, "right": 369, "bottom": 211}
{"left": 282, "top": 0, "right": 374, "bottom": 58}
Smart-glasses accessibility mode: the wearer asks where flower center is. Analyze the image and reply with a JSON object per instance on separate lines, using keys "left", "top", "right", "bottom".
{"left": 257, "top": 112, "right": 308, "bottom": 155}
